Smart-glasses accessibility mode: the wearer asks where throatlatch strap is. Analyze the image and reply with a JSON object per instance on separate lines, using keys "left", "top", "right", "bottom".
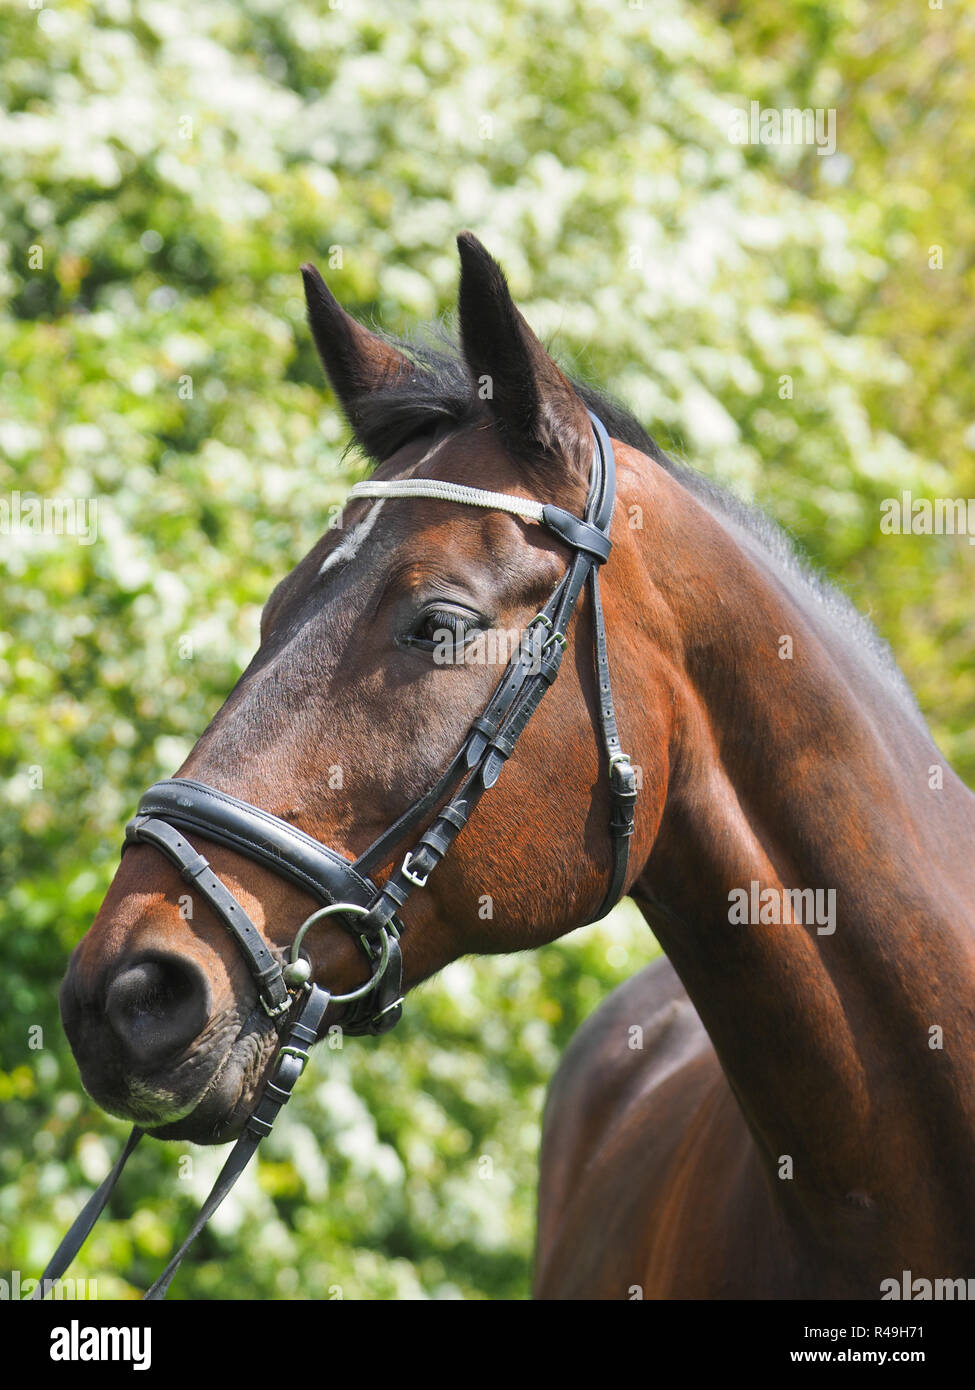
{"left": 584, "top": 411, "right": 636, "bottom": 920}
{"left": 589, "top": 566, "right": 637, "bottom": 920}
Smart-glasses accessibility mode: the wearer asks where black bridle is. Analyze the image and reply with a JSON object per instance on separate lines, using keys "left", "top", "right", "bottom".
{"left": 33, "top": 410, "right": 637, "bottom": 1300}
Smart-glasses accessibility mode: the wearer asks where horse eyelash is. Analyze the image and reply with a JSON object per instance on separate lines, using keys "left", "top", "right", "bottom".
{"left": 404, "top": 606, "right": 483, "bottom": 649}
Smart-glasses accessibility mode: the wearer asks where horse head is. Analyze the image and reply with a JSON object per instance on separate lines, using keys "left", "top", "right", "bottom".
{"left": 59, "top": 234, "right": 662, "bottom": 1145}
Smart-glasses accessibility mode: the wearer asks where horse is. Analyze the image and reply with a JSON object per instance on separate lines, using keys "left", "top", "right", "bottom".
{"left": 53, "top": 233, "right": 975, "bottom": 1300}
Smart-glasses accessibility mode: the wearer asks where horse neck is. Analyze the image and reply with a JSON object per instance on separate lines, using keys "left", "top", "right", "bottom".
{"left": 620, "top": 453, "right": 975, "bottom": 1259}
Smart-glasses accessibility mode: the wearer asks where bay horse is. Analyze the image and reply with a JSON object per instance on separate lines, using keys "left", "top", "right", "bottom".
{"left": 54, "top": 233, "right": 975, "bottom": 1300}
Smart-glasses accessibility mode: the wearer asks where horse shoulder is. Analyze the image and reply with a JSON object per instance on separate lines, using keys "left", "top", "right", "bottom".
{"left": 533, "top": 953, "right": 791, "bottom": 1298}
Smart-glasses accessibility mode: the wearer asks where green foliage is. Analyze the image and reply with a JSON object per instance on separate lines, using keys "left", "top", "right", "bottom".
{"left": 1, "top": 0, "right": 971, "bottom": 1299}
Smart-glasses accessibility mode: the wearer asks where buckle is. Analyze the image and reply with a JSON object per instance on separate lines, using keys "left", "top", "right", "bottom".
{"left": 401, "top": 851, "right": 430, "bottom": 888}
{"left": 276, "top": 1044, "right": 309, "bottom": 1077}
{"left": 609, "top": 751, "right": 637, "bottom": 794}
{"left": 608, "top": 752, "right": 637, "bottom": 838}
{"left": 261, "top": 993, "right": 294, "bottom": 1020}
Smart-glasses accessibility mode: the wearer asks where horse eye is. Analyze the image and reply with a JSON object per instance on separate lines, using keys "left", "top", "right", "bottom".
{"left": 408, "top": 608, "right": 481, "bottom": 652}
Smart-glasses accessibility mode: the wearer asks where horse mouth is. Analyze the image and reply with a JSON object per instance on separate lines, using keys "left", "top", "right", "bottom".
{"left": 145, "top": 1007, "right": 281, "bottom": 1144}
{"left": 85, "top": 1004, "right": 281, "bottom": 1145}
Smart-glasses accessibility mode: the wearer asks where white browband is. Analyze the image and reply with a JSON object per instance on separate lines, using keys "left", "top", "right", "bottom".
{"left": 346, "top": 479, "right": 546, "bottom": 522}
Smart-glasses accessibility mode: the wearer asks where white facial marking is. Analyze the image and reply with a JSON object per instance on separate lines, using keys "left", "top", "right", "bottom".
{"left": 317, "top": 433, "right": 454, "bottom": 580}
{"left": 318, "top": 500, "right": 386, "bottom": 577}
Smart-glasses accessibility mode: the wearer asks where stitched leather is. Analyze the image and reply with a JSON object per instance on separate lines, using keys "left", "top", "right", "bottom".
{"left": 131, "top": 779, "right": 378, "bottom": 909}
{"left": 124, "top": 816, "right": 292, "bottom": 1017}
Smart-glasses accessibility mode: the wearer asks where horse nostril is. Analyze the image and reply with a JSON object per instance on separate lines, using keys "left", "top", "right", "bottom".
{"left": 105, "top": 956, "right": 211, "bottom": 1068}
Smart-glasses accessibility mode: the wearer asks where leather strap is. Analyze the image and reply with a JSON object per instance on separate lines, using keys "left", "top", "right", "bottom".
{"left": 125, "top": 817, "right": 292, "bottom": 1018}
{"left": 582, "top": 412, "right": 636, "bottom": 920}
{"left": 541, "top": 505, "right": 613, "bottom": 562}
{"left": 27, "top": 1126, "right": 145, "bottom": 1299}
{"left": 589, "top": 565, "right": 637, "bottom": 919}
{"left": 130, "top": 779, "right": 378, "bottom": 910}
{"left": 143, "top": 984, "right": 330, "bottom": 1300}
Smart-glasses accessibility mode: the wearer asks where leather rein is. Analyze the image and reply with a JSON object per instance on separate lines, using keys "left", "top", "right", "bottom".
{"left": 33, "top": 409, "right": 637, "bottom": 1300}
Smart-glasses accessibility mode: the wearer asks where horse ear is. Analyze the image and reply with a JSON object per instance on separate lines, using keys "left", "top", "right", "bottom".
{"left": 301, "top": 263, "right": 413, "bottom": 431}
{"left": 456, "top": 232, "right": 591, "bottom": 475}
